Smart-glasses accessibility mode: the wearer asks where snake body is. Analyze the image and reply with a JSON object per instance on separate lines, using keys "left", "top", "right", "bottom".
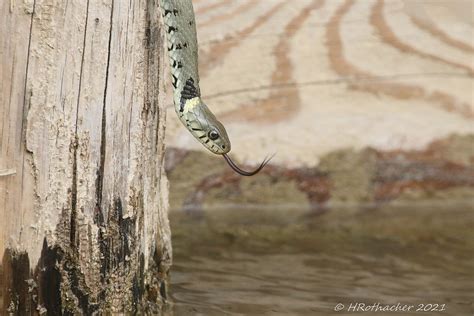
{"left": 160, "top": 0, "right": 270, "bottom": 175}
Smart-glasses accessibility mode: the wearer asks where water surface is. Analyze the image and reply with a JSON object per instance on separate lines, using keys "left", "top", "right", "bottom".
{"left": 169, "top": 203, "right": 474, "bottom": 315}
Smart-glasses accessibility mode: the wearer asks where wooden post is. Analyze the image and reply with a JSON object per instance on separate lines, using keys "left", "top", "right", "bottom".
{"left": 0, "top": 0, "right": 171, "bottom": 313}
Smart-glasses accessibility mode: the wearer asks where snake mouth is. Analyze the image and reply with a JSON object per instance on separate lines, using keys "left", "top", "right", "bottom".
{"left": 222, "top": 153, "right": 273, "bottom": 176}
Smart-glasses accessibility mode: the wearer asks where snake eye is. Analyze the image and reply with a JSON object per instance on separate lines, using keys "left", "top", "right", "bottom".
{"left": 208, "top": 130, "right": 219, "bottom": 140}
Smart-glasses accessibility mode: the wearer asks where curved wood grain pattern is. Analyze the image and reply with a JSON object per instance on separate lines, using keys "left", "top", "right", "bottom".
{"left": 371, "top": 0, "right": 474, "bottom": 76}
{"left": 327, "top": 0, "right": 473, "bottom": 118}
{"left": 199, "top": 0, "right": 257, "bottom": 28}
{"left": 221, "top": 0, "right": 325, "bottom": 123}
{"left": 195, "top": 0, "right": 231, "bottom": 16}
{"left": 166, "top": 0, "right": 473, "bottom": 164}
{"left": 409, "top": 15, "right": 474, "bottom": 54}
{"left": 199, "top": 1, "right": 286, "bottom": 77}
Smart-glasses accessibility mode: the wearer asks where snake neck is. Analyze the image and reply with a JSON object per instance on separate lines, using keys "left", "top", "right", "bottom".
{"left": 177, "top": 96, "right": 201, "bottom": 123}
{"left": 161, "top": 0, "right": 230, "bottom": 155}
{"left": 178, "top": 97, "right": 231, "bottom": 154}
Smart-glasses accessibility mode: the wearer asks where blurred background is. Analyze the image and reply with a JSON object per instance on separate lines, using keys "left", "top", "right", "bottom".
{"left": 164, "top": 0, "right": 473, "bottom": 315}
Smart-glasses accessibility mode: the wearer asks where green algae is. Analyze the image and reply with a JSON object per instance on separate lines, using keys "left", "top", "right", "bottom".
{"left": 167, "top": 134, "right": 474, "bottom": 210}
{"left": 318, "top": 148, "right": 377, "bottom": 203}
{"left": 434, "top": 134, "right": 474, "bottom": 166}
{"left": 203, "top": 174, "right": 310, "bottom": 209}
{"left": 167, "top": 150, "right": 226, "bottom": 209}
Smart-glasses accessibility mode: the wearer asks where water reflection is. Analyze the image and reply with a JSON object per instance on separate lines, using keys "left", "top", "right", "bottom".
{"left": 169, "top": 203, "right": 474, "bottom": 315}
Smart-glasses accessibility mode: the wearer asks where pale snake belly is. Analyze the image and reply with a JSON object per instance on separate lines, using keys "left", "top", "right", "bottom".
{"left": 160, "top": 0, "right": 271, "bottom": 176}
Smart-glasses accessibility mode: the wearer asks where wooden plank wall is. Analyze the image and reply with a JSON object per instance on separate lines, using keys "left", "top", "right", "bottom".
{"left": 166, "top": 0, "right": 473, "bottom": 167}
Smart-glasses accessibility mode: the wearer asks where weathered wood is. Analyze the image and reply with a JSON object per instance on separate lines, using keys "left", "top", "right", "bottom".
{"left": 0, "top": 0, "right": 171, "bottom": 313}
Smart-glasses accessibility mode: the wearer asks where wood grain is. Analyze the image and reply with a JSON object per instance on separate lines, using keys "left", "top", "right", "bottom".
{"left": 166, "top": 0, "right": 474, "bottom": 167}
{"left": 0, "top": 0, "right": 170, "bottom": 312}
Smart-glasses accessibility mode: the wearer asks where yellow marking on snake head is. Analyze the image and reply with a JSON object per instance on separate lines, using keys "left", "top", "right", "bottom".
{"left": 183, "top": 97, "right": 200, "bottom": 114}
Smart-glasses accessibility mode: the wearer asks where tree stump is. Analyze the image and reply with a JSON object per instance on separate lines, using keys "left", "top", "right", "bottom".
{"left": 0, "top": 0, "right": 171, "bottom": 313}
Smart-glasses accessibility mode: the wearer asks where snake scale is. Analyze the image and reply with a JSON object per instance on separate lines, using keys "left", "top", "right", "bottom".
{"left": 160, "top": 0, "right": 271, "bottom": 176}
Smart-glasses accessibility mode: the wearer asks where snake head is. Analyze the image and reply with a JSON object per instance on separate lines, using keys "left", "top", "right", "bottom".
{"left": 179, "top": 97, "right": 272, "bottom": 176}
{"left": 180, "top": 98, "right": 231, "bottom": 155}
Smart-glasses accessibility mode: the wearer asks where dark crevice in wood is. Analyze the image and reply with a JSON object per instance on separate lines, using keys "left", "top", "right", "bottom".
{"left": 97, "top": 1, "right": 114, "bottom": 213}
{"left": 3, "top": 53, "right": 16, "bottom": 142}
{"left": 114, "top": 198, "right": 135, "bottom": 270}
{"left": 36, "top": 239, "right": 62, "bottom": 315}
{"left": 70, "top": 135, "right": 79, "bottom": 248}
{"left": 36, "top": 240, "right": 98, "bottom": 314}
{"left": 70, "top": 0, "right": 91, "bottom": 250}
{"left": 132, "top": 255, "right": 143, "bottom": 309}
{"left": 127, "top": 90, "right": 134, "bottom": 168}
{"left": 59, "top": 56, "right": 68, "bottom": 111}
{"left": 75, "top": 0, "right": 91, "bottom": 127}
{"left": 19, "top": 0, "right": 36, "bottom": 210}
{"left": 19, "top": 0, "right": 36, "bottom": 149}
{"left": 145, "top": 0, "right": 161, "bottom": 129}
{"left": 131, "top": 275, "right": 141, "bottom": 313}
{"left": 95, "top": 198, "right": 138, "bottom": 302}
{"left": 143, "top": 1, "right": 169, "bottom": 307}
{"left": 159, "top": 279, "right": 168, "bottom": 301}
{"left": 2, "top": 242, "right": 98, "bottom": 315}
{"left": 95, "top": 1, "right": 114, "bottom": 300}
{"left": 1, "top": 249, "right": 31, "bottom": 314}
{"left": 62, "top": 248, "right": 97, "bottom": 313}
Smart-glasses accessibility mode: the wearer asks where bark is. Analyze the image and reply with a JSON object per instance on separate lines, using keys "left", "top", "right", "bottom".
{"left": 0, "top": 0, "right": 171, "bottom": 313}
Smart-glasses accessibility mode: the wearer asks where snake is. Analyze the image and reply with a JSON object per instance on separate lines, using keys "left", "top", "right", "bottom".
{"left": 160, "top": 0, "right": 271, "bottom": 176}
